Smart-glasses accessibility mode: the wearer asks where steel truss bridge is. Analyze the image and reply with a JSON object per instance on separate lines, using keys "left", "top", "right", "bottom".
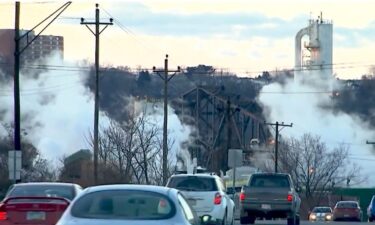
{"left": 171, "top": 86, "right": 270, "bottom": 173}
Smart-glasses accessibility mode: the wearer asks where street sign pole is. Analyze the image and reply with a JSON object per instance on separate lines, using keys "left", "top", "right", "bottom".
{"left": 8, "top": 150, "right": 22, "bottom": 183}
{"left": 228, "top": 149, "right": 243, "bottom": 198}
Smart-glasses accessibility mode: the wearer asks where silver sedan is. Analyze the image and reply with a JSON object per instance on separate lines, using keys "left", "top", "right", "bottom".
{"left": 56, "top": 184, "right": 213, "bottom": 225}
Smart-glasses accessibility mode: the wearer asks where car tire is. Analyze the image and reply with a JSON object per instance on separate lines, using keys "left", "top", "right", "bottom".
{"left": 240, "top": 216, "right": 255, "bottom": 225}
{"left": 369, "top": 217, "right": 374, "bottom": 222}
{"left": 240, "top": 216, "right": 249, "bottom": 224}
{"left": 287, "top": 215, "right": 298, "bottom": 225}
{"left": 230, "top": 210, "right": 235, "bottom": 225}
{"left": 296, "top": 215, "right": 300, "bottom": 225}
{"left": 221, "top": 212, "right": 227, "bottom": 225}
{"left": 248, "top": 216, "right": 255, "bottom": 224}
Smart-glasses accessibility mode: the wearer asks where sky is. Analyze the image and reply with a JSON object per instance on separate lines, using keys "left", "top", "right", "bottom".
{"left": 1, "top": 0, "right": 375, "bottom": 79}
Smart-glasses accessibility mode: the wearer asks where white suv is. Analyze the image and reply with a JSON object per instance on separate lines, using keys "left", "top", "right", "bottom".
{"left": 166, "top": 173, "right": 235, "bottom": 225}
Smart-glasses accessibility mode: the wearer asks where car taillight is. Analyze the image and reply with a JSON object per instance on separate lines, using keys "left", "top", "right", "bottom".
{"left": 0, "top": 204, "right": 7, "bottom": 220}
{"left": 214, "top": 193, "right": 222, "bottom": 205}
{"left": 239, "top": 192, "right": 245, "bottom": 201}
{"left": 287, "top": 194, "right": 293, "bottom": 202}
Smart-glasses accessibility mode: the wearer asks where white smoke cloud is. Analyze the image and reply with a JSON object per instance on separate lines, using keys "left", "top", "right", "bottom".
{"left": 134, "top": 100, "right": 194, "bottom": 168}
{"left": 257, "top": 72, "right": 375, "bottom": 186}
{"left": 0, "top": 53, "right": 97, "bottom": 164}
{"left": 0, "top": 53, "right": 194, "bottom": 172}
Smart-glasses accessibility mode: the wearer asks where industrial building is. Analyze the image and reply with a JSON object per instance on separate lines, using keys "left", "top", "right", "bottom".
{"left": 295, "top": 14, "right": 333, "bottom": 83}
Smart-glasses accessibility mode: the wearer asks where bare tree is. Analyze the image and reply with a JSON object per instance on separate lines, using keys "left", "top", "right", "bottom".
{"left": 132, "top": 115, "right": 160, "bottom": 184}
{"left": 82, "top": 108, "right": 175, "bottom": 185}
{"left": 0, "top": 123, "right": 55, "bottom": 186}
{"left": 22, "top": 156, "right": 57, "bottom": 182}
{"left": 100, "top": 120, "right": 135, "bottom": 184}
{"left": 148, "top": 135, "right": 175, "bottom": 185}
{"left": 265, "top": 133, "right": 363, "bottom": 207}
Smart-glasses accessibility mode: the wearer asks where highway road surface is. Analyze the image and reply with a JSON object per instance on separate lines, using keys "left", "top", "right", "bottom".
{"left": 235, "top": 220, "right": 365, "bottom": 225}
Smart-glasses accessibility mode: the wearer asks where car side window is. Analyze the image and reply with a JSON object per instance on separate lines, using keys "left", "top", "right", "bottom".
{"left": 5, "top": 184, "right": 15, "bottom": 197}
{"left": 178, "top": 193, "right": 196, "bottom": 225}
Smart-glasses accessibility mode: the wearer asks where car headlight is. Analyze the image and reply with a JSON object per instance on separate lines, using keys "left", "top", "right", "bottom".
{"left": 326, "top": 214, "right": 332, "bottom": 220}
{"left": 310, "top": 214, "right": 317, "bottom": 220}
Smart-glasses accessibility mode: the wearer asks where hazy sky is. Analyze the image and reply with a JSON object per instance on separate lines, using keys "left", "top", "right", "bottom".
{"left": 1, "top": 0, "right": 375, "bottom": 79}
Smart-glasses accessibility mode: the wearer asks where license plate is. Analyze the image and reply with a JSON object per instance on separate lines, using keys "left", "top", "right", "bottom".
{"left": 261, "top": 204, "right": 271, "bottom": 209}
{"left": 344, "top": 214, "right": 349, "bottom": 217}
{"left": 188, "top": 199, "right": 196, "bottom": 206}
{"left": 26, "top": 211, "right": 46, "bottom": 220}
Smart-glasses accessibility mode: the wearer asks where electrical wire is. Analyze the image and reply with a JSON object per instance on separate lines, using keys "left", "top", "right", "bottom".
{"left": 289, "top": 123, "right": 372, "bottom": 147}
{"left": 99, "top": 6, "right": 178, "bottom": 65}
{"left": 1, "top": 59, "right": 374, "bottom": 79}
{"left": 93, "top": 7, "right": 375, "bottom": 74}
{"left": 0, "top": 80, "right": 83, "bottom": 96}
{"left": 281, "top": 141, "right": 375, "bottom": 161}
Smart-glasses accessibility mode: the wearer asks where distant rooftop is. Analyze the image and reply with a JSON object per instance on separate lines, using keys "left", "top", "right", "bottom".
{"left": 64, "top": 149, "right": 92, "bottom": 165}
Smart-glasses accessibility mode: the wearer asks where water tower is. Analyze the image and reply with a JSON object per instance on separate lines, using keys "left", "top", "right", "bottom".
{"left": 295, "top": 13, "right": 333, "bottom": 82}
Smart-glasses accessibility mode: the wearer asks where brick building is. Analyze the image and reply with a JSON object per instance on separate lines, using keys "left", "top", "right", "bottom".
{"left": 0, "top": 29, "right": 63, "bottom": 66}
{"left": 60, "top": 149, "right": 93, "bottom": 187}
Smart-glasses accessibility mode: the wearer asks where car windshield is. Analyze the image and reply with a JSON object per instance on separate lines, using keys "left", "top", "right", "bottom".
{"left": 312, "top": 207, "right": 332, "bottom": 213}
{"left": 336, "top": 202, "right": 358, "bottom": 208}
{"left": 71, "top": 190, "right": 176, "bottom": 220}
{"left": 249, "top": 175, "right": 290, "bottom": 188}
{"left": 8, "top": 185, "right": 75, "bottom": 200}
{"left": 167, "top": 176, "right": 218, "bottom": 192}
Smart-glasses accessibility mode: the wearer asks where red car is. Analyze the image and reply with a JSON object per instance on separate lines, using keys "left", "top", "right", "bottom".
{"left": 0, "top": 182, "right": 82, "bottom": 225}
{"left": 333, "top": 200, "right": 362, "bottom": 222}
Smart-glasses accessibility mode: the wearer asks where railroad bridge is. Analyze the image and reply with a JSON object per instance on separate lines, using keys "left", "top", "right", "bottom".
{"left": 171, "top": 85, "right": 270, "bottom": 173}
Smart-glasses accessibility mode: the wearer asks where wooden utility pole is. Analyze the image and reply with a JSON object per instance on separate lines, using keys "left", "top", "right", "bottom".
{"left": 265, "top": 121, "right": 293, "bottom": 173}
{"left": 224, "top": 98, "right": 233, "bottom": 172}
{"left": 153, "top": 55, "right": 180, "bottom": 185}
{"left": 81, "top": 3, "right": 112, "bottom": 185}
{"left": 14, "top": 2, "right": 21, "bottom": 153}
{"left": 12, "top": 1, "right": 71, "bottom": 182}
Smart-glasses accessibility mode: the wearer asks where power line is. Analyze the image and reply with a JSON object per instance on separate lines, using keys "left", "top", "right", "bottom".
{"left": 0, "top": 83, "right": 82, "bottom": 97}
{"left": 99, "top": 6, "right": 178, "bottom": 65}
{"left": 259, "top": 91, "right": 333, "bottom": 94}
{"left": 281, "top": 140, "right": 375, "bottom": 162}
{"left": 348, "top": 157, "right": 375, "bottom": 162}
{"left": 290, "top": 124, "right": 372, "bottom": 147}
{"left": 0, "top": 80, "right": 83, "bottom": 93}
{"left": 1, "top": 59, "right": 374, "bottom": 78}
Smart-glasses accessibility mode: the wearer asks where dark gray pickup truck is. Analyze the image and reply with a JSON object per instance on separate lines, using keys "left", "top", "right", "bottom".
{"left": 239, "top": 173, "right": 301, "bottom": 225}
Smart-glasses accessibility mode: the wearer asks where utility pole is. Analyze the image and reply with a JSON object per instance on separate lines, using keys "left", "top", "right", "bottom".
{"left": 153, "top": 55, "right": 180, "bottom": 185}
{"left": 226, "top": 98, "right": 232, "bottom": 172}
{"left": 12, "top": 1, "right": 71, "bottom": 182}
{"left": 265, "top": 121, "right": 293, "bottom": 173}
{"left": 14, "top": 2, "right": 20, "bottom": 153}
{"left": 81, "top": 4, "right": 112, "bottom": 185}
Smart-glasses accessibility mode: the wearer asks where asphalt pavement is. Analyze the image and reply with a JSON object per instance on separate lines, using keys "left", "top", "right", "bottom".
{"left": 235, "top": 220, "right": 365, "bottom": 225}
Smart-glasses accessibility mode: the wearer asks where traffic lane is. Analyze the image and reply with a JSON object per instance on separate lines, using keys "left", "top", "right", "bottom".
{"left": 235, "top": 220, "right": 365, "bottom": 225}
